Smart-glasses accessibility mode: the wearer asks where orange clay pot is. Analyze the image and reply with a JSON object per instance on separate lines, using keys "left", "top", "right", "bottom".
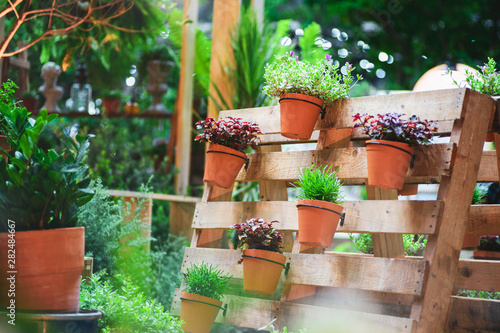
{"left": 102, "top": 97, "right": 121, "bottom": 114}
{"left": 366, "top": 140, "right": 415, "bottom": 190}
{"left": 462, "top": 235, "right": 481, "bottom": 249}
{"left": 473, "top": 251, "right": 500, "bottom": 260}
{"left": 398, "top": 184, "right": 419, "bottom": 196}
{"left": 242, "top": 249, "right": 286, "bottom": 297}
{"left": 204, "top": 143, "right": 247, "bottom": 189}
{"left": 180, "top": 292, "right": 222, "bottom": 333}
{"left": 297, "top": 199, "right": 344, "bottom": 248}
{"left": 0, "top": 227, "right": 84, "bottom": 312}
{"left": 0, "top": 135, "right": 10, "bottom": 161}
{"left": 279, "top": 93, "right": 323, "bottom": 140}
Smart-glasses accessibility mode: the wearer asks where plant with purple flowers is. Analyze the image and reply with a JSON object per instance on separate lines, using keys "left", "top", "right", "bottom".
{"left": 263, "top": 51, "right": 362, "bottom": 107}
{"left": 353, "top": 112, "right": 438, "bottom": 146}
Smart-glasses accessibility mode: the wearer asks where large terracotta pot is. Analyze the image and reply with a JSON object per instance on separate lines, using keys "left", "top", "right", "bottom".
{"left": 204, "top": 143, "right": 247, "bottom": 189}
{"left": 0, "top": 135, "right": 10, "bottom": 161}
{"left": 297, "top": 199, "right": 344, "bottom": 248}
{"left": 242, "top": 249, "right": 286, "bottom": 296}
{"left": 366, "top": 140, "right": 415, "bottom": 190}
{"left": 398, "top": 184, "right": 418, "bottom": 196}
{"left": 279, "top": 93, "right": 323, "bottom": 140}
{"left": 0, "top": 227, "right": 84, "bottom": 312}
{"left": 180, "top": 291, "right": 222, "bottom": 333}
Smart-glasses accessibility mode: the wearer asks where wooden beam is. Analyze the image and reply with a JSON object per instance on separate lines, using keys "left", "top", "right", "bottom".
{"left": 454, "top": 259, "right": 500, "bottom": 292}
{"left": 411, "top": 89, "right": 496, "bottom": 332}
{"left": 174, "top": 0, "right": 198, "bottom": 195}
{"left": 467, "top": 205, "right": 500, "bottom": 235}
{"left": 207, "top": 0, "right": 240, "bottom": 118}
{"left": 446, "top": 297, "right": 500, "bottom": 332}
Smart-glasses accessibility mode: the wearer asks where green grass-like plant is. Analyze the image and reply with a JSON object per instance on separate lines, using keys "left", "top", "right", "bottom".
{"left": 183, "top": 263, "right": 232, "bottom": 301}
{"left": 294, "top": 165, "right": 344, "bottom": 203}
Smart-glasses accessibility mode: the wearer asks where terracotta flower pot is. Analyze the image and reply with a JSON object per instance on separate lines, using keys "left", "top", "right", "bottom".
{"left": 366, "top": 140, "right": 415, "bottom": 190}
{"left": 0, "top": 227, "right": 85, "bottom": 312}
{"left": 279, "top": 93, "right": 323, "bottom": 140}
{"left": 242, "top": 249, "right": 286, "bottom": 296}
{"left": 102, "top": 97, "right": 121, "bottom": 114}
{"left": 0, "top": 135, "right": 10, "bottom": 161}
{"left": 180, "top": 291, "right": 222, "bottom": 333}
{"left": 297, "top": 199, "right": 344, "bottom": 248}
{"left": 204, "top": 143, "right": 247, "bottom": 189}
{"left": 398, "top": 184, "right": 418, "bottom": 196}
{"left": 485, "top": 133, "right": 495, "bottom": 142}
{"left": 473, "top": 250, "right": 500, "bottom": 260}
{"left": 21, "top": 97, "right": 39, "bottom": 113}
{"left": 462, "top": 235, "right": 481, "bottom": 249}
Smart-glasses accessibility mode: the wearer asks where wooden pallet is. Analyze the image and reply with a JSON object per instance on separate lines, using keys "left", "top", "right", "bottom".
{"left": 171, "top": 88, "right": 500, "bottom": 332}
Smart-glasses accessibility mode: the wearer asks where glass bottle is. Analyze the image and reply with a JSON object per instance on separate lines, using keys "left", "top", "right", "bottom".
{"left": 70, "top": 62, "right": 92, "bottom": 113}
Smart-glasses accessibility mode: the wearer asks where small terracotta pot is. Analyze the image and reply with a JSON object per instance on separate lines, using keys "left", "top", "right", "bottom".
{"left": 398, "top": 184, "right": 418, "bottom": 196}
{"left": 485, "top": 133, "right": 495, "bottom": 142}
{"left": 462, "top": 235, "right": 481, "bottom": 249}
{"left": 279, "top": 93, "right": 323, "bottom": 140}
{"left": 0, "top": 135, "right": 10, "bottom": 161}
{"left": 242, "top": 249, "right": 286, "bottom": 296}
{"left": 366, "top": 140, "right": 415, "bottom": 190}
{"left": 473, "top": 251, "right": 500, "bottom": 260}
{"left": 204, "top": 143, "right": 247, "bottom": 189}
{"left": 180, "top": 292, "right": 222, "bottom": 333}
{"left": 0, "top": 227, "right": 84, "bottom": 312}
{"left": 21, "top": 97, "right": 38, "bottom": 113}
{"left": 102, "top": 97, "right": 121, "bottom": 114}
{"left": 297, "top": 199, "right": 343, "bottom": 248}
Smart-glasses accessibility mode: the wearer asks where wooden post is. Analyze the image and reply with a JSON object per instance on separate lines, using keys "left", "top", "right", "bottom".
{"left": 174, "top": 0, "right": 198, "bottom": 195}
{"left": 206, "top": 0, "right": 240, "bottom": 118}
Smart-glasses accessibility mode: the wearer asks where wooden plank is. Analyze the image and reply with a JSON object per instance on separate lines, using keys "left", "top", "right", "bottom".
{"left": 237, "top": 144, "right": 453, "bottom": 184}
{"left": 411, "top": 89, "right": 496, "bottom": 332}
{"left": 477, "top": 150, "right": 499, "bottom": 182}
{"left": 369, "top": 187, "right": 405, "bottom": 259}
{"left": 174, "top": 0, "right": 198, "bottom": 195}
{"left": 191, "top": 200, "right": 440, "bottom": 234}
{"left": 454, "top": 259, "right": 500, "bottom": 292}
{"left": 220, "top": 89, "right": 468, "bottom": 135}
{"left": 169, "top": 201, "right": 197, "bottom": 239}
{"left": 467, "top": 205, "right": 500, "bottom": 235}
{"left": 108, "top": 189, "right": 201, "bottom": 203}
{"left": 446, "top": 297, "right": 500, "bottom": 332}
{"left": 181, "top": 248, "right": 427, "bottom": 296}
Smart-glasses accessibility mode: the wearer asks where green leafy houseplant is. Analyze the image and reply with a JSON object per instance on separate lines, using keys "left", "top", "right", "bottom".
{"left": 462, "top": 58, "right": 500, "bottom": 96}
{"left": 263, "top": 51, "right": 361, "bottom": 106}
{"left": 183, "top": 263, "right": 232, "bottom": 301}
{"left": 294, "top": 165, "right": 345, "bottom": 248}
{"left": 101, "top": 89, "right": 124, "bottom": 99}
{"left": 230, "top": 218, "right": 283, "bottom": 254}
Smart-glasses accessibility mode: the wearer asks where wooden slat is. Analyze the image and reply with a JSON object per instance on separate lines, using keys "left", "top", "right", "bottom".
{"left": 108, "top": 189, "right": 201, "bottom": 203}
{"left": 192, "top": 200, "right": 440, "bottom": 234}
{"left": 467, "top": 205, "right": 500, "bottom": 235}
{"left": 220, "top": 89, "right": 468, "bottom": 135}
{"left": 477, "top": 150, "right": 499, "bottom": 182}
{"left": 454, "top": 259, "right": 500, "bottom": 292}
{"left": 181, "top": 248, "right": 427, "bottom": 296}
{"left": 237, "top": 144, "right": 452, "bottom": 184}
{"left": 446, "top": 297, "right": 500, "bottom": 332}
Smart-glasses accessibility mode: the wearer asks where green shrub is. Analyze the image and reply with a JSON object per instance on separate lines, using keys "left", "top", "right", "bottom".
{"left": 183, "top": 263, "right": 231, "bottom": 301}
{"left": 294, "top": 165, "right": 344, "bottom": 204}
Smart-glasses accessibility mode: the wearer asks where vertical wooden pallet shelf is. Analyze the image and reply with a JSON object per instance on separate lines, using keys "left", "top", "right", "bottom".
{"left": 171, "top": 88, "right": 500, "bottom": 333}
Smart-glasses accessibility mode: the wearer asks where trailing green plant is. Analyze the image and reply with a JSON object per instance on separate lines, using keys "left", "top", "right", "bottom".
{"left": 461, "top": 58, "right": 500, "bottom": 96}
{"left": 80, "top": 273, "right": 183, "bottom": 332}
{"left": 0, "top": 81, "right": 94, "bottom": 231}
{"left": 183, "top": 262, "right": 232, "bottom": 301}
{"left": 230, "top": 218, "right": 283, "bottom": 253}
{"left": 353, "top": 112, "right": 439, "bottom": 146}
{"left": 101, "top": 89, "right": 124, "bottom": 99}
{"left": 472, "top": 184, "right": 488, "bottom": 205}
{"left": 293, "top": 165, "right": 344, "bottom": 203}
{"left": 349, "top": 233, "right": 427, "bottom": 256}
{"left": 263, "top": 51, "right": 361, "bottom": 107}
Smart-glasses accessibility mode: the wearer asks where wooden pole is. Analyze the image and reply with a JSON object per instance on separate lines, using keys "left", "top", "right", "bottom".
{"left": 174, "top": 0, "right": 198, "bottom": 195}
{"left": 206, "top": 0, "right": 240, "bottom": 118}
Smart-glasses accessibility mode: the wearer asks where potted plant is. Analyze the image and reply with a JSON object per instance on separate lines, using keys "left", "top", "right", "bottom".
{"left": 20, "top": 89, "right": 39, "bottom": 113}
{"left": 263, "top": 51, "right": 361, "bottom": 140}
{"left": 180, "top": 262, "right": 231, "bottom": 333}
{"left": 230, "top": 218, "right": 286, "bottom": 297}
{"left": 101, "top": 89, "right": 123, "bottom": 114}
{"left": 463, "top": 185, "right": 488, "bottom": 249}
{"left": 474, "top": 235, "right": 500, "bottom": 260}
{"left": 293, "top": 165, "right": 345, "bottom": 248}
{"left": 194, "top": 116, "right": 262, "bottom": 189}
{"left": 353, "top": 112, "right": 439, "bottom": 190}
{"left": 0, "top": 81, "right": 94, "bottom": 312}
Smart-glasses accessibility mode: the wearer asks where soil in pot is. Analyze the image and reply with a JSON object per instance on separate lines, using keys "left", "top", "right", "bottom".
{"left": 279, "top": 93, "right": 323, "bottom": 140}
{"left": 180, "top": 292, "right": 222, "bottom": 333}
{"left": 297, "top": 199, "right": 344, "bottom": 248}
{"left": 204, "top": 143, "right": 247, "bottom": 189}
{"left": 242, "top": 249, "right": 286, "bottom": 296}
{"left": 366, "top": 140, "right": 414, "bottom": 190}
